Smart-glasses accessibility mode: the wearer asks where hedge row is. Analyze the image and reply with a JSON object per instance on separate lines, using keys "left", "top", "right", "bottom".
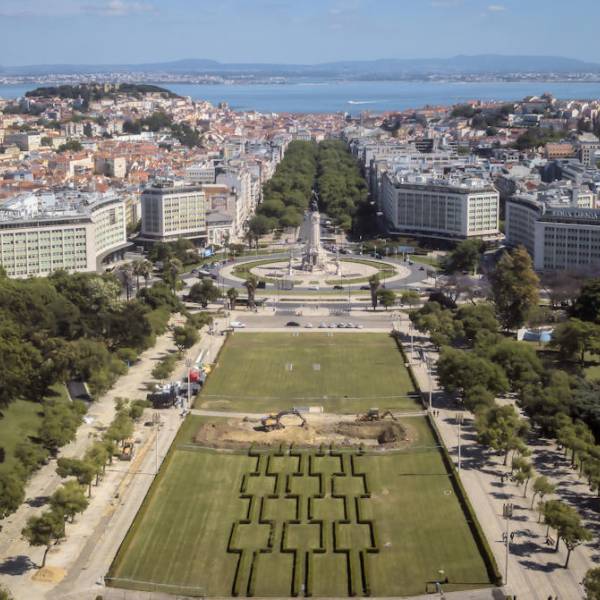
{"left": 426, "top": 415, "right": 503, "bottom": 586}
{"left": 390, "top": 331, "right": 424, "bottom": 406}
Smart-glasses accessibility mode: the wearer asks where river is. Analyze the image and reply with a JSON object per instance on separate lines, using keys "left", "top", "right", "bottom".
{"left": 2, "top": 80, "right": 600, "bottom": 114}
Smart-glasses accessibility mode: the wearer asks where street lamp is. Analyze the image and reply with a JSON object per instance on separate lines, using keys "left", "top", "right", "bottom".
{"left": 185, "top": 357, "right": 193, "bottom": 415}
{"left": 426, "top": 352, "right": 432, "bottom": 412}
{"left": 502, "top": 502, "right": 514, "bottom": 586}
{"left": 152, "top": 412, "right": 161, "bottom": 475}
{"left": 455, "top": 412, "right": 464, "bottom": 472}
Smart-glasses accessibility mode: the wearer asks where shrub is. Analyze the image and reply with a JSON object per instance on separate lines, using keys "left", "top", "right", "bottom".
{"left": 151, "top": 353, "right": 178, "bottom": 380}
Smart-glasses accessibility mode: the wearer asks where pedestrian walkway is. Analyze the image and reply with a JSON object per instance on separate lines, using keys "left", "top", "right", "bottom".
{"left": 0, "top": 319, "right": 226, "bottom": 600}
{"left": 394, "top": 318, "right": 593, "bottom": 600}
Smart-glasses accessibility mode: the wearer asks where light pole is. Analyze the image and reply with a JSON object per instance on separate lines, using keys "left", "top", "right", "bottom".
{"left": 502, "top": 502, "right": 514, "bottom": 586}
{"left": 185, "top": 357, "right": 193, "bottom": 414}
{"left": 408, "top": 321, "right": 414, "bottom": 360}
{"left": 426, "top": 352, "right": 432, "bottom": 412}
{"left": 152, "top": 412, "right": 161, "bottom": 475}
{"left": 456, "top": 412, "right": 463, "bottom": 472}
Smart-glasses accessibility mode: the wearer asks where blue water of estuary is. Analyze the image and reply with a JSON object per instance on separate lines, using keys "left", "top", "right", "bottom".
{"left": 2, "top": 80, "right": 600, "bottom": 114}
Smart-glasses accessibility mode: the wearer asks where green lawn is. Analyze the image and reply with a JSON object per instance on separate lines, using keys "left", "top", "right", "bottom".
{"left": 411, "top": 254, "right": 441, "bottom": 269}
{"left": 108, "top": 416, "right": 492, "bottom": 597}
{"left": 0, "top": 399, "right": 44, "bottom": 475}
{"left": 197, "top": 332, "right": 420, "bottom": 413}
{"left": 0, "top": 384, "right": 69, "bottom": 475}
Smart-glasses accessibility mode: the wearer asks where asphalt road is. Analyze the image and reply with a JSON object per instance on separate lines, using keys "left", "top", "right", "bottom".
{"left": 181, "top": 249, "right": 430, "bottom": 292}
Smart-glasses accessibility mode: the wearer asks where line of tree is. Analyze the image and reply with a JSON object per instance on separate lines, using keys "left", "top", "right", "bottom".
{"left": 248, "top": 139, "right": 369, "bottom": 240}
{"left": 22, "top": 397, "right": 146, "bottom": 568}
{"left": 412, "top": 246, "right": 600, "bottom": 568}
{"left": 0, "top": 269, "right": 184, "bottom": 520}
{"left": 315, "top": 140, "right": 369, "bottom": 232}
{"left": 249, "top": 140, "right": 318, "bottom": 240}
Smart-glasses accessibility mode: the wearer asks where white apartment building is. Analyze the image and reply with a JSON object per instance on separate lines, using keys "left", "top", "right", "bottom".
{"left": 4, "top": 132, "right": 41, "bottom": 152}
{"left": 380, "top": 172, "right": 500, "bottom": 240}
{"left": 186, "top": 160, "right": 216, "bottom": 184}
{"left": 0, "top": 191, "right": 128, "bottom": 278}
{"left": 577, "top": 133, "right": 600, "bottom": 167}
{"left": 216, "top": 165, "right": 255, "bottom": 233}
{"left": 140, "top": 180, "right": 206, "bottom": 245}
{"left": 506, "top": 195, "right": 600, "bottom": 271}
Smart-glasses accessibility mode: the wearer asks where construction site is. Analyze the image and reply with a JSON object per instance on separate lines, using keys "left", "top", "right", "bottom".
{"left": 192, "top": 409, "right": 415, "bottom": 450}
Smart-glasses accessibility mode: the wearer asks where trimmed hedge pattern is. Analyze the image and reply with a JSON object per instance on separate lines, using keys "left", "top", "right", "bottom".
{"left": 228, "top": 445, "right": 380, "bottom": 597}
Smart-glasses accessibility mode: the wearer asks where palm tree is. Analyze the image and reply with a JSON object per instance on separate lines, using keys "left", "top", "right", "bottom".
{"left": 226, "top": 287, "right": 239, "bottom": 310}
{"left": 132, "top": 259, "right": 152, "bottom": 290}
{"left": 244, "top": 276, "right": 258, "bottom": 310}
{"left": 368, "top": 274, "right": 381, "bottom": 311}
{"left": 162, "top": 258, "right": 183, "bottom": 292}
{"left": 115, "top": 264, "right": 134, "bottom": 301}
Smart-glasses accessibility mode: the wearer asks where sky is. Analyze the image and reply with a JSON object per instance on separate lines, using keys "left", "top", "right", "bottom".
{"left": 0, "top": 0, "right": 598, "bottom": 66}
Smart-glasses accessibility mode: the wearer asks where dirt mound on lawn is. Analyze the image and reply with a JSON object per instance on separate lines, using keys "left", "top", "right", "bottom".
{"left": 193, "top": 416, "right": 414, "bottom": 450}
{"left": 335, "top": 421, "right": 407, "bottom": 445}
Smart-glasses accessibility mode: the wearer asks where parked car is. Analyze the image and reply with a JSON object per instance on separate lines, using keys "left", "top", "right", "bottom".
{"left": 304, "top": 323, "right": 314, "bottom": 328}
{"left": 360, "top": 285, "right": 370, "bottom": 290}
{"left": 230, "top": 321, "right": 246, "bottom": 328}
{"left": 286, "top": 321, "right": 300, "bottom": 327}
{"left": 333, "top": 285, "right": 344, "bottom": 290}
{"left": 319, "top": 322, "right": 327, "bottom": 328}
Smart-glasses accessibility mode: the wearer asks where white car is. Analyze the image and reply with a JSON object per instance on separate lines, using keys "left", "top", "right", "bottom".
{"left": 318, "top": 322, "right": 327, "bottom": 328}
{"left": 230, "top": 321, "right": 246, "bottom": 328}
{"left": 304, "top": 323, "right": 314, "bottom": 328}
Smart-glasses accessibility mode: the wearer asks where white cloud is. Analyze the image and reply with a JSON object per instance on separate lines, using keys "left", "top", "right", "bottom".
{"left": 487, "top": 4, "right": 506, "bottom": 11}
{"left": 83, "top": 0, "right": 156, "bottom": 16}
{"left": 0, "top": 0, "right": 156, "bottom": 18}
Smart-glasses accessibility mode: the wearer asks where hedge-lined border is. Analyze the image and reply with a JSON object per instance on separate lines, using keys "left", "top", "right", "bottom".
{"left": 426, "top": 413, "right": 503, "bottom": 586}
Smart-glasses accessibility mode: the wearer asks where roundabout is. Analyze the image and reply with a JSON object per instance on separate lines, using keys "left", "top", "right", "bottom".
{"left": 221, "top": 254, "right": 410, "bottom": 289}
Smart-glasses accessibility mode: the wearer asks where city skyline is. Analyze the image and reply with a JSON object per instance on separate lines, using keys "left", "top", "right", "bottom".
{"left": 1, "top": 0, "right": 600, "bottom": 67}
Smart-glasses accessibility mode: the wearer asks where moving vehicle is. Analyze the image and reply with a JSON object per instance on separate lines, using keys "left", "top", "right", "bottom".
{"left": 119, "top": 439, "right": 135, "bottom": 461}
{"left": 333, "top": 285, "right": 344, "bottom": 290}
{"left": 230, "top": 321, "right": 246, "bottom": 328}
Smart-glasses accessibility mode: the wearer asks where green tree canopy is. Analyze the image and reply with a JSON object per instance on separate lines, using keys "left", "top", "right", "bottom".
{"left": 21, "top": 509, "right": 65, "bottom": 568}
{"left": 490, "top": 246, "right": 539, "bottom": 330}
{"left": 475, "top": 404, "right": 529, "bottom": 464}
{"left": 49, "top": 480, "right": 89, "bottom": 523}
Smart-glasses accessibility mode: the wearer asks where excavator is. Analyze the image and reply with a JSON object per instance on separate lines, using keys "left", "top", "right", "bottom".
{"left": 260, "top": 409, "right": 308, "bottom": 432}
{"left": 356, "top": 408, "right": 396, "bottom": 422}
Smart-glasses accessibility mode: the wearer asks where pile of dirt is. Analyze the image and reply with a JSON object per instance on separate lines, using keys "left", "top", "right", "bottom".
{"left": 193, "top": 419, "right": 317, "bottom": 449}
{"left": 192, "top": 417, "right": 414, "bottom": 450}
{"left": 335, "top": 421, "right": 407, "bottom": 446}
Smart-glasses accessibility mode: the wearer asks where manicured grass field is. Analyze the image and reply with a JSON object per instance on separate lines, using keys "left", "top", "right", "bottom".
{"left": 197, "top": 332, "right": 420, "bottom": 413}
{"left": 108, "top": 416, "right": 493, "bottom": 597}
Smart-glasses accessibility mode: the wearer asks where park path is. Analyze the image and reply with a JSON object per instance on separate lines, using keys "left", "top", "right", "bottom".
{"left": 394, "top": 317, "right": 595, "bottom": 600}
{"left": 0, "top": 320, "right": 226, "bottom": 600}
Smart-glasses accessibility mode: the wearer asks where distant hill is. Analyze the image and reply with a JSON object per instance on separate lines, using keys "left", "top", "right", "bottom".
{"left": 2, "top": 55, "right": 600, "bottom": 77}
{"left": 24, "top": 83, "right": 179, "bottom": 101}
